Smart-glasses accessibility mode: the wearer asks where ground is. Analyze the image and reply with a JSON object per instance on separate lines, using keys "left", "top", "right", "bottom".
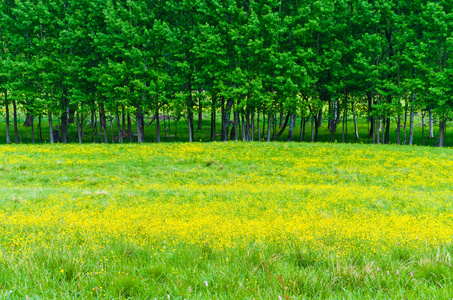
{"left": 0, "top": 142, "right": 452, "bottom": 298}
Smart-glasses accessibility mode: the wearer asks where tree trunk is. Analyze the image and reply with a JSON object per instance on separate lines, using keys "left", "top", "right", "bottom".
{"left": 329, "top": 98, "right": 336, "bottom": 143}
{"left": 141, "top": 112, "right": 145, "bottom": 142}
{"left": 229, "top": 120, "right": 235, "bottom": 141}
{"left": 116, "top": 113, "right": 122, "bottom": 143}
{"left": 220, "top": 97, "right": 225, "bottom": 140}
{"left": 76, "top": 111, "right": 82, "bottom": 144}
{"left": 250, "top": 111, "right": 254, "bottom": 141}
{"left": 408, "top": 93, "right": 415, "bottom": 145}
{"left": 396, "top": 113, "right": 401, "bottom": 145}
{"left": 221, "top": 98, "right": 233, "bottom": 142}
{"left": 188, "top": 107, "right": 194, "bottom": 142}
{"left": 61, "top": 94, "right": 69, "bottom": 143}
{"left": 384, "top": 114, "right": 390, "bottom": 144}
{"left": 422, "top": 111, "right": 425, "bottom": 146}
{"left": 61, "top": 107, "right": 68, "bottom": 144}
{"left": 352, "top": 101, "right": 359, "bottom": 142}
{"left": 429, "top": 108, "right": 434, "bottom": 139}
{"left": 257, "top": 110, "right": 260, "bottom": 141}
{"left": 317, "top": 109, "right": 322, "bottom": 128}
{"left": 376, "top": 118, "right": 380, "bottom": 145}
{"left": 329, "top": 100, "right": 335, "bottom": 142}
{"left": 210, "top": 106, "right": 216, "bottom": 142}
{"left": 175, "top": 118, "right": 178, "bottom": 142}
{"left": 274, "top": 113, "right": 290, "bottom": 141}
{"left": 81, "top": 113, "right": 86, "bottom": 138}
{"left": 127, "top": 113, "right": 132, "bottom": 143}
{"left": 439, "top": 119, "right": 446, "bottom": 147}
{"left": 403, "top": 97, "right": 408, "bottom": 145}
{"left": 39, "top": 115, "right": 43, "bottom": 143}
{"left": 279, "top": 107, "right": 283, "bottom": 128}
{"left": 103, "top": 105, "right": 108, "bottom": 143}
{"left": 24, "top": 113, "right": 34, "bottom": 127}
{"left": 301, "top": 117, "right": 307, "bottom": 142}
{"left": 31, "top": 116, "right": 35, "bottom": 144}
{"left": 370, "top": 115, "right": 375, "bottom": 144}
{"left": 314, "top": 114, "right": 319, "bottom": 142}
{"left": 13, "top": 100, "right": 18, "bottom": 143}
{"left": 49, "top": 112, "right": 54, "bottom": 144}
{"left": 233, "top": 110, "right": 239, "bottom": 141}
{"left": 68, "top": 109, "right": 75, "bottom": 124}
{"left": 267, "top": 112, "right": 271, "bottom": 142}
{"left": 299, "top": 115, "right": 304, "bottom": 142}
{"left": 156, "top": 103, "right": 161, "bottom": 143}
{"left": 345, "top": 96, "right": 348, "bottom": 143}
{"left": 163, "top": 107, "right": 167, "bottom": 141}
{"left": 197, "top": 95, "right": 202, "bottom": 130}
{"left": 103, "top": 106, "right": 108, "bottom": 143}
{"left": 311, "top": 115, "right": 314, "bottom": 142}
{"left": 384, "top": 96, "right": 391, "bottom": 144}
{"left": 237, "top": 111, "right": 242, "bottom": 140}
{"left": 367, "top": 93, "right": 374, "bottom": 138}
{"left": 210, "top": 97, "right": 216, "bottom": 141}
{"left": 286, "top": 114, "right": 295, "bottom": 142}
{"left": 330, "top": 119, "right": 336, "bottom": 143}
{"left": 272, "top": 111, "right": 277, "bottom": 139}
{"left": 342, "top": 111, "right": 345, "bottom": 143}
{"left": 98, "top": 105, "right": 103, "bottom": 143}
{"left": 187, "top": 81, "right": 194, "bottom": 142}
{"left": 136, "top": 111, "right": 143, "bottom": 143}
{"left": 110, "top": 115, "right": 114, "bottom": 143}
{"left": 81, "top": 113, "right": 85, "bottom": 139}
{"left": 244, "top": 112, "right": 250, "bottom": 141}
{"left": 122, "top": 106, "right": 126, "bottom": 135}
{"left": 343, "top": 96, "right": 348, "bottom": 143}
{"left": 241, "top": 113, "right": 246, "bottom": 141}
{"left": 91, "top": 109, "right": 95, "bottom": 143}
{"left": 5, "top": 91, "right": 10, "bottom": 144}
{"left": 335, "top": 99, "right": 341, "bottom": 129}
{"left": 245, "top": 111, "right": 251, "bottom": 141}
{"left": 94, "top": 112, "right": 100, "bottom": 143}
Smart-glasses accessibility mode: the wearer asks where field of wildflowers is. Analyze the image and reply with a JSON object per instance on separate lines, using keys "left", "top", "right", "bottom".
{"left": 0, "top": 142, "right": 452, "bottom": 298}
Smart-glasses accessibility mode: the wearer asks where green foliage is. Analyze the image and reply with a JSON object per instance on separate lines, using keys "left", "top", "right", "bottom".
{"left": 0, "top": 0, "right": 452, "bottom": 145}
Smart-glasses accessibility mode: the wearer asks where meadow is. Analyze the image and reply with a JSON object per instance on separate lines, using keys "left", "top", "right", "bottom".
{"left": 0, "top": 142, "right": 453, "bottom": 299}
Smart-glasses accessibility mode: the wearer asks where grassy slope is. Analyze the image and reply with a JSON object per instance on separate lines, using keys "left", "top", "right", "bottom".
{"left": 0, "top": 142, "right": 453, "bottom": 299}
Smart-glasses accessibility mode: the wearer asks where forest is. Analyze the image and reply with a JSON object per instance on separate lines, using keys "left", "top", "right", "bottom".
{"left": 1, "top": 0, "right": 452, "bottom": 146}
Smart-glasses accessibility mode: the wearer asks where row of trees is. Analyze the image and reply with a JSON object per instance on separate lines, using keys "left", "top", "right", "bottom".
{"left": 1, "top": 0, "right": 452, "bottom": 146}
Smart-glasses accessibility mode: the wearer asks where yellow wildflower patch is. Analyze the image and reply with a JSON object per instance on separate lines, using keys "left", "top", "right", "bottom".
{"left": 0, "top": 142, "right": 452, "bottom": 258}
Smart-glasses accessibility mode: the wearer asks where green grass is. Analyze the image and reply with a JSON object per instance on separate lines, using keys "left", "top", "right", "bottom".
{"left": 0, "top": 142, "right": 452, "bottom": 299}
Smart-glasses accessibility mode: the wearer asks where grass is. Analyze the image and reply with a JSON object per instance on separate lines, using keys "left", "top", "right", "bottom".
{"left": 0, "top": 142, "right": 453, "bottom": 298}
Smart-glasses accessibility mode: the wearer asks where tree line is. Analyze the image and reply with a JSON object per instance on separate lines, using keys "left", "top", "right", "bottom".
{"left": 0, "top": 0, "right": 452, "bottom": 146}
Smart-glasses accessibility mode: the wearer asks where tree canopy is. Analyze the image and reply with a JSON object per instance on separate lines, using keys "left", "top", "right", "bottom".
{"left": 1, "top": 0, "right": 452, "bottom": 146}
